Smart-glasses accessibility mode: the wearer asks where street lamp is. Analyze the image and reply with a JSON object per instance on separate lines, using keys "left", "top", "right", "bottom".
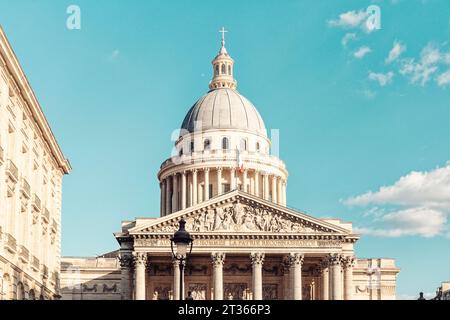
{"left": 170, "top": 218, "right": 194, "bottom": 300}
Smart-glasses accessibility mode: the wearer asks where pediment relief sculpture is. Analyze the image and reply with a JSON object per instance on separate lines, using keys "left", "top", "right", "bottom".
{"left": 145, "top": 202, "right": 337, "bottom": 234}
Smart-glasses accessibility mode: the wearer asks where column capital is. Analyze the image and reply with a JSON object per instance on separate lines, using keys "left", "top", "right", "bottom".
{"left": 342, "top": 256, "right": 356, "bottom": 269}
{"left": 250, "top": 252, "right": 265, "bottom": 266}
{"left": 133, "top": 252, "right": 148, "bottom": 266}
{"left": 192, "top": 168, "right": 198, "bottom": 173}
{"left": 216, "top": 167, "right": 223, "bottom": 172}
{"left": 211, "top": 252, "right": 226, "bottom": 267}
{"left": 328, "top": 253, "right": 344, "bottom": 266}
{"left": 118, "top": 253, "right": 134, "bottom": 269}
{"left": 205, "top": 167, "right": 211, "bottom": 172}
{"left": 288, "top": 253, "right": 304, "bottom": 266}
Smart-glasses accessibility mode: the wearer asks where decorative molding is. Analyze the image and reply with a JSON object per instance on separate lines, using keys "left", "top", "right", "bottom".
{"left": 211, "top": 252, "right": 226, "bottom": 267}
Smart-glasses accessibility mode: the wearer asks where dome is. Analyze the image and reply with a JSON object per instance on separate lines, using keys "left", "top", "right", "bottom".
{"left": 180, "top": 88, "right": 267, "bottom": 137}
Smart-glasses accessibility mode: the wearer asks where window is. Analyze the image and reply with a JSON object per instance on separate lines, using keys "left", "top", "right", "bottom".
{"left": 256, "top": 142, "right": 260, "bottom": 152}
{"left": 221, "top": 64, "right": 226, "bottom": 74}
{"left": 222, "top": 183, "right": 231, "bottom": 193}
{"left": 179, "top": 148, "right": 183, "bottom": 157}
{"left": 222, "top": 137, "right": 229, "bottom": 150}
{"left": 204, "top": 139, "right": 211, "bottom": 150}
{"left": 190, "top": 141, "right": 195, "bottom": 153}
{"left": 228, "top": 65, "right": 232, "bottom": 75}
{"left": 215, "top": 65, "right": 219, "bottom": 76}
{"left": 240, "top": 139, "right": 247, "bottom": 151}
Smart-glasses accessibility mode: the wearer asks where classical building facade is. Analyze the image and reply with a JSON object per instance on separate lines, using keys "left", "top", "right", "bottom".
{"left": 0, "top": 27, "right": 71, "bottom": 300}
{"left": 61, "top": 33, "right": 399, "bottom": 300}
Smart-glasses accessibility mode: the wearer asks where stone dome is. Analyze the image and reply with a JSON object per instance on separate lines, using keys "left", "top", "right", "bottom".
{"left": 180, "top": 88, "right": 267, "bottom": 137}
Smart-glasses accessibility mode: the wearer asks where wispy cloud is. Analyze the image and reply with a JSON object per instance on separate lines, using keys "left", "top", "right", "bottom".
{"left": 437, "top": 69, "right": 450, "bottom": 87}
{"left": 386, "top": 41, "right": 406, "bottom": 64}
{"left": 341, "top": 32, "right": 357, "bottom": 47}
{"left": 368, "top": 71, "right": 394, "bottom": 86}
{"left": 399, "top": 43, "right": 446, "bottom": 86}
{"left": 328, "top": 10, "right": 368, "bottom": 29}
{"left": 344, "top": 162, "right": 450, "bottom": 238}
{"left": 354, "top": 46, "right": 371, "bottom": 59}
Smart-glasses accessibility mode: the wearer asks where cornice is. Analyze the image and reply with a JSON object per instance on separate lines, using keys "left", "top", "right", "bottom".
{"left": 0, "top": 26, "right": 71, "bottom": 174}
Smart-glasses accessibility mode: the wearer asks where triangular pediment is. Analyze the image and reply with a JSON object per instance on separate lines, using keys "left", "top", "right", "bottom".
{"left": 129, "top": 191, "right": 353, "bottom": 236}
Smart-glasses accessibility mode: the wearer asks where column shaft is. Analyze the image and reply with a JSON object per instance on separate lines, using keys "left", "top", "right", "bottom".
{"left": 181, "top": 172, "right": 187, "bottom": 210}
{"left": 192, "top": 170, "right": 198, "bottom": 206}
{"left": 250, "top": 253, "right": 265, "bottom": 300}
{"left": 243, "top": 169, "right": 248, "bottom": 192}
{"left": 173, "top": 174, "right": 179, "bottom": 212}
{"left": 343, "top": 256, "right": 355, "bottom": 300}
{"left": 212, "top": 252, "right": 225, "bottom": 300}
{"left": 272, "top": 176, "right": 278, "bottom": 204}
{"left": 119, "top": 253, "right": 133, "bottom": 300}
{"left": 217, "top": 168, "right": 222, "bottom": 196}
{"left": 134, "top": 253, "right": 147, "bottom": 300}
{"left": 204, "top": 168, "right": 210, "bottom": 201}
{"left": 165, "top": 177, "right": 171, "bottom": 215}
{"left": 289, "top": 253, "right": 304, "bottom": 300}
{"left": 277, "top": 178, "right": 282, "bottom": 205}
{"left": 173, "top": 260, "right": 180, "bottom": 300}
{"left": 254, "top": 171, "right": 260, "bottom": 197}
{"left": 263, "top": 174, "right": 269, "bottom": 200}
{"left": 161, "top": 180, "right": 166, "bottom": 216}
{"left": 329, "top": 254, "right": 343, "bottom": 300}
{"left": 321, "top": 264, "right": 329, "bottom": 300}
{"left": 230, "top": 168, "right": 236, "bottom": 190}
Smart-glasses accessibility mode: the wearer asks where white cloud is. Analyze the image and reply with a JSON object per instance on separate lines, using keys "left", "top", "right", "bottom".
{"left": 444, "top": 53, "right": 450, "bottom": 64}
{"left": 345, "top": 163, "right": 450, "bottom": 238}
{"left": 386, "top": 41, "right": 406, "bottom": 64}
{"left": 341, "top": 33, "right": 357, "bottom": 47}
{"left": 354, "top": 46, "right": 371, "bottom": 59}
{"left": 368, "top": 71, "right": 394, "bottom": 86}
{"left": 328, "top": 10, "right": 368, "bottom": 29}
{"left": 345, "top": 163, "right": 450, "bottom": 209}
{"left": 437, "top": 69, "right": 450, "bottom": 87}
{"left": 399, "top": 43, "right": 442, "bottom": 86}
{"left": 355, "top": 208, "right": 447, "bottom": 238}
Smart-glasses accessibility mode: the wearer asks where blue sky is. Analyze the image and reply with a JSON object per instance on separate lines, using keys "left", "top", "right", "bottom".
{"left": 1, "top": 0, "right": 449, "bottom": 299}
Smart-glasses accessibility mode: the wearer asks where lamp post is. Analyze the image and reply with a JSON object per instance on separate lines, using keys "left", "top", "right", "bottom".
{"left": 170, "top": 218, "right": 194, "bottom": 300}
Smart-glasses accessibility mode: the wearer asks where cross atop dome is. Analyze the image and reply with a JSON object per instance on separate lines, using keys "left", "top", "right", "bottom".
{"left": 209, "top": 27, "right": 237, "bottom": 90}
{"left": 219, "top": 27, "right": 228, "bottom": 48}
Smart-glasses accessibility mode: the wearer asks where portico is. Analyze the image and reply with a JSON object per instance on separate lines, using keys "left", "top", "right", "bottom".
{"left": 116, "top": 190, "right": 358, "bottom": 300}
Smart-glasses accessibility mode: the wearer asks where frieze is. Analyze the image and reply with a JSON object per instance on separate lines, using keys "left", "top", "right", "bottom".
{"left": 135, "top": 238, "right": 343, "bottom": 248}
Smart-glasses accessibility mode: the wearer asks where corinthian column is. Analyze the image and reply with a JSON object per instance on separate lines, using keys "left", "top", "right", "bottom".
{"left": 192, "top": 169, "right": 198, "bottom": 206}
{"left": 289, "top": 253, "right": 304, "bottom": 300}
{"left": 204, "top": 168, "right": 210, "bottom": 201}
{"left": 321, "top": 259, "right": 330, "bottom": 300}
{"left": 212, "top": 252, "right": 226, "bottom": 300}
{"left": 243, "top": 169, "right": 248, "bottom": 193}
{"left": 161, "top": 180, "right": 166, "bottom": 216}
{"left": 119, "top": 252, "right": 133, "bottom": 300}
{"left": 250, "top": 252, "right": 265, "bottom": 300}
{"left": 181, "top": 171, "right": 187, "bottom": 210}
{"left": 329, "top": 254, "right": 343, "bottom": 300}
{"left": 133, "top": 252, "right": 148, "bottom": 300}
{"left": 282, "top": 256, "right": 291, "bottom": 300}
{"left": 343, "top": 256, "right": 355, "bottom": 300}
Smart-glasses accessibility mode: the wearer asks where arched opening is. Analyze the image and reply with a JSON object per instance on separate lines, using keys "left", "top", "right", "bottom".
{"left": 240, "top": 139, "right": 247, "bottom": 151}
{"left": 190, "top": 141, "right": 195, "bottom": 153}
{"left": 228, "top": 65, "right": 232, "bottom": 75}
{"left": 179, "top": 148, "right": 183, "bottom": 157}
{"left": 222, "top": 137, "right": 229, "bottom": 150}
{"left": 215, "top": 65, "right": 219, "bottom": 76}
{"left": 256, "top": 142, "right": 260, "bottom": 152}
{"left": 204, "top": 139, "right": 211, "bottom": 150}
{"left": 1, "top": 274, "right": 11, "bottom": 300}
{"left": 221, "top": 64, "right": 226, "bottom": 75}
{"left": 17, "top": 282, "right": 25, "bottom": 300}
{"left": 28, "top": 289, "right": 36, "bottom": 300}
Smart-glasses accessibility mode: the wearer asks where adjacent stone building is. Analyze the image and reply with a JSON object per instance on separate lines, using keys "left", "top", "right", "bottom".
{"left": 61, "top": 33, "right": 399, "bottom": 300}
{"left": 0, "top": 26, "right": 71, "bottom": 300}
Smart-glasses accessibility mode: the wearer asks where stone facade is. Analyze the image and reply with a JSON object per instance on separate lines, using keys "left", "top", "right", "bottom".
{"left": 0, "top": 27, "right": 71, "bottom": 300}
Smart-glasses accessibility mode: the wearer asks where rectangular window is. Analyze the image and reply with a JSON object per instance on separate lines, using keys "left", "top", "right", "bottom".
{"left": 222, "top": 184, "right": 231, "bottom": 193}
